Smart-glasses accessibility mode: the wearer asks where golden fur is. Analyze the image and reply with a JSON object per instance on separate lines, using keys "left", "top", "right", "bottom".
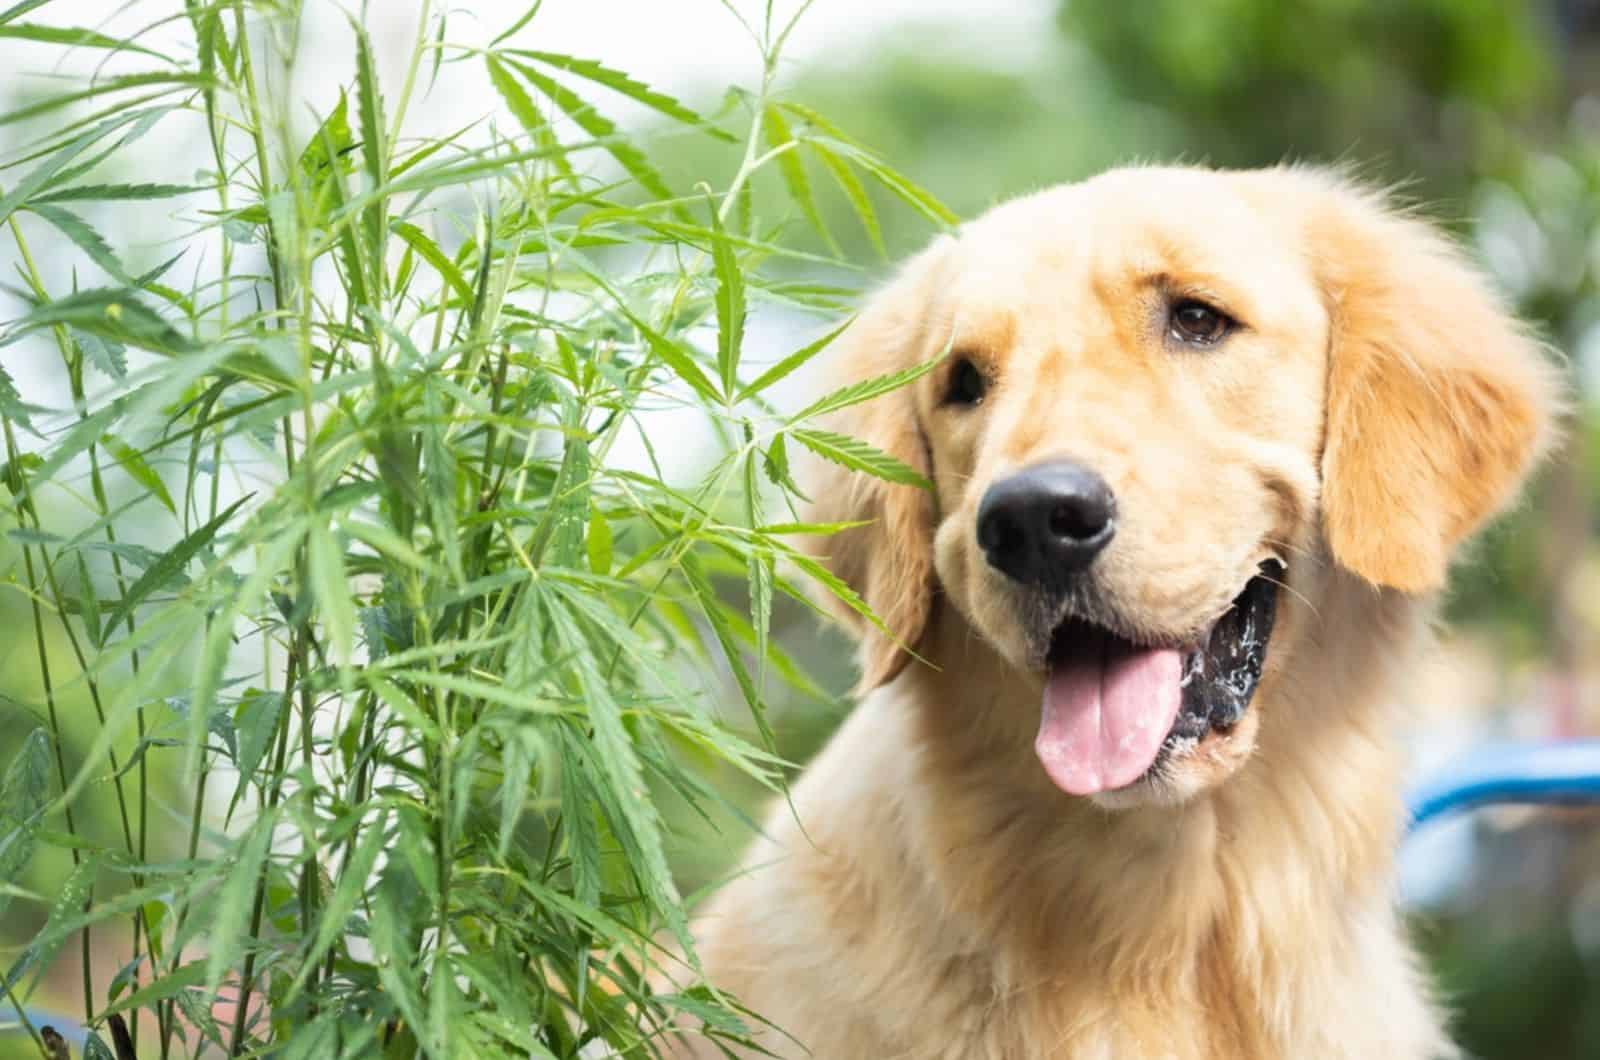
{"left": 667, "top": 166, "right": 1560, "bottom": 1059}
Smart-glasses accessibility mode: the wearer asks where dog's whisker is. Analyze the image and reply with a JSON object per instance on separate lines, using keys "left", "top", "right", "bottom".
{"left": 1260, "top": 535, "right": 1316, "bottom": 559}
{"left": 1260, "top": 573, "right": 1320, "bottom": 619}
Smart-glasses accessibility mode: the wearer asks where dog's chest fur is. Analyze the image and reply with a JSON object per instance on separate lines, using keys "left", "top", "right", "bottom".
{"left": 684, "top": 600, "right": 1455, "bottom": 1060}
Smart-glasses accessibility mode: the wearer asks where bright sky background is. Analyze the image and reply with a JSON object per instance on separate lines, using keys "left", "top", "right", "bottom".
{"left": 5, "top": 1, "right": 1055, "bottom": 116}
{"left": 361, "top": 0, "right": 1056, "bottom": 170}
{"left": 0, "top": 0, "right": 1055, "bottom": 404}
{"left": 523, "top": 0, "right": 1055, "bottom": 94}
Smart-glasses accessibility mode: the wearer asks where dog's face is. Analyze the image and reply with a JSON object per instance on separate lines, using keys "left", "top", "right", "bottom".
{"left": 806, "top": 167, "right": 1555, "bottom": 807}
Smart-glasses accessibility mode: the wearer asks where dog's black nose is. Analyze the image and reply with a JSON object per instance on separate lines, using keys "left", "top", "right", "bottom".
{"left": 976, "top": 461, "right": 1116, "bottom": 584}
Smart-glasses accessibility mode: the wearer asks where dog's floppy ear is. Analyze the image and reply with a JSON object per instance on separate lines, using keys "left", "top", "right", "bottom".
{"left": 1293, "top": 172, "right": 1560, "bottom": 593}
{"left": 800, "top": 240, "right": 951, "bottom": 690}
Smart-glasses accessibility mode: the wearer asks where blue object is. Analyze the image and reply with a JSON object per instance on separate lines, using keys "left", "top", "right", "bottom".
{"left": 1406, "top": 740, "right": 1600, "bottom": 832}
{"left": 0, "top": 1007, "right": 86, "bottom": 1044}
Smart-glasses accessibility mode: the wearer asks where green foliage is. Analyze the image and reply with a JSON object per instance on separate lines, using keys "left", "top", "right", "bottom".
{"left": 1060, "top": 0, "right": 1556, "bottom": 177}
{"left": 1420, "top": 893, "right": 1600, "bottom": 1059}
{"left": 0, "top": 2, "right": 949, "bottom": 1056}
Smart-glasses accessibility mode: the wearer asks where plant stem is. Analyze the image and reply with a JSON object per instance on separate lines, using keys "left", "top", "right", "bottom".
{"left": 9, "top": 201, "right": 158, "bottom": 1042}
{"left": 227, "top": 642, "right": 299, "bottom": 1058}
{"left": 1, "top": 417, "right": 91, "bottom": 1025}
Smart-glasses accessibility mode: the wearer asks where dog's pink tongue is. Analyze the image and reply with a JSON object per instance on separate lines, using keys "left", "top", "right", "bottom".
{"left": 1035, "top": 642, "right": 1183, "bottom": 796}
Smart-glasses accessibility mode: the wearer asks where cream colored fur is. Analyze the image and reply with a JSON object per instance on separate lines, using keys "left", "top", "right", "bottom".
{"left": 664, "top": 166, "right": 1560, "bottom": 1059}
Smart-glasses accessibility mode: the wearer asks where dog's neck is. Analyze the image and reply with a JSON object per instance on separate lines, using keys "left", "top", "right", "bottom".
{"left": 889, "top": 563, "right": 1430, "bottom": 997}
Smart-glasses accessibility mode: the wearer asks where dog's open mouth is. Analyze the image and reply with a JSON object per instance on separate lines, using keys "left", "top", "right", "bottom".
{"left": 1034, "top": 561, "right": 1281, "bottom": 796}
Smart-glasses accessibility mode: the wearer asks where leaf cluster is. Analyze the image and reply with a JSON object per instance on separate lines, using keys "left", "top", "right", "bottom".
{"left": 0, "top": 2, "right": 953, "bottom": 1057}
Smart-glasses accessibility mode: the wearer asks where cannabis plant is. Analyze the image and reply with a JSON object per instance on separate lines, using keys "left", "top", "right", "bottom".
{"left": 0, "top": 1, "right": 951, "bottom": 1056}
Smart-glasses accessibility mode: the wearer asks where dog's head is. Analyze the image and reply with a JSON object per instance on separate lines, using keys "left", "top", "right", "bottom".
{"left": 804, "top": 166, "right": 1557, "bottom": 806}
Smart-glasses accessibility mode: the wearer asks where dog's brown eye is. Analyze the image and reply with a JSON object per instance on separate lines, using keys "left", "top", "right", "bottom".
{"left": 1169, "top": 300, "right": 1233, "bottom": 346}
{"left": 944, "top": 357, "right": 987, "bottom": 407}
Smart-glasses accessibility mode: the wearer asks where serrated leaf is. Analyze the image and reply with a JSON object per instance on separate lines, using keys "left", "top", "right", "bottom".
{"left": 73, "top": 327, "right": 126, "bottom": 378}
{"left": 0, "top": 363, "right": 32, "bottom": 429}
{"left": 309, "top": 521, "right": 356, "bottom": 668}
{"left": 544, "top": 601, "right": 690, "bottom": 953}
{"left": 775, "top": 100, "right": 866, "bottom": 148}
{"left": 712, "top": 590, "right": 827, "bottom": 703}
{"left": 505, "top": 59, "right": 674, "bottom": 202}
{"left": 352, "top": 18, "right": 389, "bottom": 306}
{"left": 497, "top": 730, "right": 534, "bottom": 858}
{"left": 639, "top": 317, "right": 719, "bottom": 403}
{"left": 390, "top": 219, "right": 472, "bottom": 302}
{"left": 188, "top": 521, "right": 298, "bottom": 777}
{"left": 762, "top": 104, "right": 835, "bottom": 252}
{"left": 816, "top": 136, "right": 960, "bottom": 226}
{"left": 487, "top": 52, "right": 550, "bottom": 141}
{"left": 27, "top": 203, "right": 131, "bottom": 281}
{"left": 102, "top": 494, "right": 247, "bottom": 633}
{"left": 382, "top": 669, "right": 547, "bottom": 718}
{"left": 708, "top": 195, "right": 746, "bottom": 396}
{"left": 762, "top": 432, "right": 792, "bottom": 490}
{"left": 102, "top": 960, "right": 208, "bottom": 1017}
{"left": 0, "top": 109, "right": 148, "bottom": 227}
{"left": 430, "top": 8, "right": 448, "bottom": 90}
{"left": 579, "top": 273, "right": 720, "bottom": 403}
{"left": 297, "top": 91, "right": 352, "bottom": 179}
{"left": 778, "top": 103, "right": 958, "bottom": 229}
{"left": 554, "top": 725, "right": 601, "bottom": 908}
{"left": 681, "top": 553, "right": 773, "bottom": 749}
{"left": 422, "top": 382, "right": 462, "bottom": 581}
{"left": 787, "top": 351, "right": 947, "bottom": 425}
{"left": 340, "top": 514, "right": 433, "bottom": 572}
{"left": 736, "top": 316, "right": 852, "bottom": 403}
{"left": 368, "top": 862, "right": 432, "bottom": 1053}
{"left": 75, "top": 551, "right": 101, "bottom": 647}
{"left": 0, "top": 728, "right": 49, "bottom": 917}
{"left": 483, "top": 52, "right": 575, "bottom": 185}
{"left": 791, "top": 428, "right": 929, "bottom": 488}
{"left": 227, "top": 690, "right": 283, "bottom": 819}
{"left": 0, "top": 73, "right": 195, "bottom": 130}
{"left": 104, "top": 433, "right": 176, "bottom": 514}
{"left": 205, "top": 816, "right": 272, "bottom": 995}
{"left": 83, "top": 540, "right": 163, "bottom": 570}
{"left": 785, "top": 549, "right": 892, "bottom": 639}
{"left": 504, "top": 583, "right": 546, "bottom": 689}
{"left": 34, "top": 181, "right": 195, "bottom": 203}
{"left": 353, "top": 20, "right": 387, "bottom": 189}
{"left": 12, "top": 287, "right": 195, "bottom": 354}
{"left": 318, "top": 109, "right": 372, "bottom": 314}
{"left": 811, "top": 141, "right": 885, "bottom": 258}
{"left": 0, "top": 22, "right": 165, "bottom": 57}
{"left": 23, "top": 399, "right": 124, "bottom": 490}
{"left": 367, "top": 675, "right": 439, "bottom": 741}
{"left": 586, "top": 508, "right": 612, "bottom": 576}
{"left": 544, "top": 434, "right": 588, "bottom": 568}
{"left": 282, "top": 808, "right": 389, "bottom": 1004}
{"left": 507, "top": 49, "right": 734, "bottom": 141}
{"left": 4, "top": 854, "right": 97, "bottom": 996}
{"left": 108, "top": 955, "right": 144, "bottom": 1003}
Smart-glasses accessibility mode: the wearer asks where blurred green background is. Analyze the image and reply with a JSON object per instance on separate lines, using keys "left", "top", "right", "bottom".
{"left": 4, "top": 1, "right": 1600, "bottom": 1056}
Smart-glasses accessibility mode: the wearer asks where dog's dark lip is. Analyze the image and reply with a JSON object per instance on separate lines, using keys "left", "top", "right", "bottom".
{"left": 1043, "top": 560, "right": 1284, "bottom": 761}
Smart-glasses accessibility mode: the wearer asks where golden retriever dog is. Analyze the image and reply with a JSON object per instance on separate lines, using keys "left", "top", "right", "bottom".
{"left": 673, "top": 166, "right": 1559, "bottom": 1059}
